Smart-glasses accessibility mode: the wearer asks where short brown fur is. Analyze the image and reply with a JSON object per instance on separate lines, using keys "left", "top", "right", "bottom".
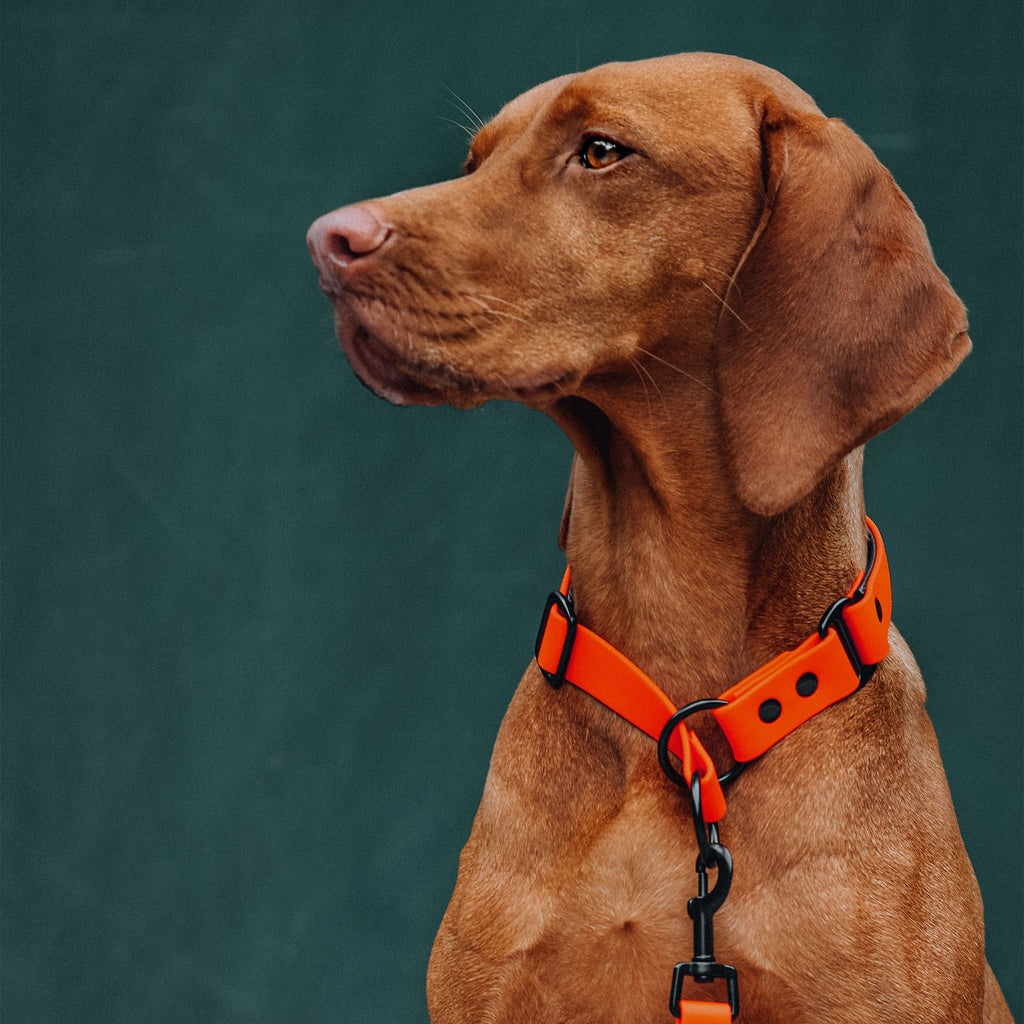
{"left": 308, "top": 53, "right": 1011, "bottom": 1024}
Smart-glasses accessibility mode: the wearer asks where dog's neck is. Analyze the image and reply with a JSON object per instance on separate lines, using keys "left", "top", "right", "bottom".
{"left": 547, "top": 385, "right": 868, "bottom": 714}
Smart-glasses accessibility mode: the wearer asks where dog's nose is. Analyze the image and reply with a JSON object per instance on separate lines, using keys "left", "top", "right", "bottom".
{"left": 306, "top": 204, "right": 391, "bottom": 272}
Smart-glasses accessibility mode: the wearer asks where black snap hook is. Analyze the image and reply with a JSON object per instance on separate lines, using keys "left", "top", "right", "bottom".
{"left": 671, "top": 841, "right": 738, "bottom": 1019}
{"left": 691, "top": 841, "right": 733, "bottom": 914}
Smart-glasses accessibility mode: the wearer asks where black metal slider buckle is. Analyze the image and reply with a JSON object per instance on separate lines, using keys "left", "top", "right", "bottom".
{"left": 535, "top": 589, "right": 577, "bottom": 689}
{"left": 817, "top": 526, "right": 878, "bottom": 690}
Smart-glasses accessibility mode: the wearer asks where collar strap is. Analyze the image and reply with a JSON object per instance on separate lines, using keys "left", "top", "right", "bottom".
{"left": 535, "top": 518, "right": 892, "bottom": 823}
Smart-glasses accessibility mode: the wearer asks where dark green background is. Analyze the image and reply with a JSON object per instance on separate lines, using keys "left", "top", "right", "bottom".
{"left": 3, "top": 1, "right": 1021, "bottom": 1020}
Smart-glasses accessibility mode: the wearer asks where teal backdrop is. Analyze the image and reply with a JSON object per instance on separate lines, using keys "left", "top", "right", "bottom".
{"left": 3, "top": 1, "right": 1021, "bottom": 1020}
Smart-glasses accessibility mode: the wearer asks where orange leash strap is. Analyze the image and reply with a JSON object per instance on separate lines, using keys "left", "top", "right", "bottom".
{"left": 676, "top": 1002, "right": 733, "bottom": 1024}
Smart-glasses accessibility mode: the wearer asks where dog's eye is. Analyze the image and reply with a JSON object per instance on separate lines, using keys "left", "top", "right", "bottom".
{"left": 579, "top": 137, "right": 631, "bottom": 170}
{"left": 463, "top": 153, "right": 478, "bottom": 175}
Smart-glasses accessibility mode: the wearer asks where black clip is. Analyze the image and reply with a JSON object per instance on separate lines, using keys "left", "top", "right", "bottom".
{"left": 669, "top": 842, "right": 740, "bottom": 1020}
{"left": 534, "top": 589, "right": 576, "bottom": 689}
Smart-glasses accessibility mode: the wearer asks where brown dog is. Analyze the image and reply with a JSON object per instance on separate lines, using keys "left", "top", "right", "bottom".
{"left": 308, "top": 53, "right": 1012, "bottom": 1024}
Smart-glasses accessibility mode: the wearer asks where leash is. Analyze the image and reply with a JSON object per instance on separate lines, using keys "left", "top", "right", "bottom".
{"left": 534, "top": 518, "right": 892, "bottom": 1022}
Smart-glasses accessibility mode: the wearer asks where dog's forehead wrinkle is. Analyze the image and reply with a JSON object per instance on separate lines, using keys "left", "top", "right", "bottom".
{"left": 498, "top": 69, "right": 769, "bottom": 177}
{"left": 472, "top": 53, "right": 824, "bottom": 166}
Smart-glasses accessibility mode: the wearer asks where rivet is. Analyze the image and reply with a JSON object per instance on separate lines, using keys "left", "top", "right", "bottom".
{"left": 796, "top": 672, "right": 818, "bottom": 697}
{"left": 758, "top": 698, "right": 782, "bottom": 723}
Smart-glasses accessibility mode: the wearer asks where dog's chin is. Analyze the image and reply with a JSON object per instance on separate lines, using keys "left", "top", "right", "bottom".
{"left": 336, "top": 315, "right": 575, "bottom": 410}
{"left": 337, "top": 320, "right": 449, "bottom": 408}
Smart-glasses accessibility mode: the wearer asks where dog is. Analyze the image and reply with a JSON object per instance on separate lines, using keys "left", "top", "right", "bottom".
{"left": 308, "top": 52, "right": 1012, "bottom": 1024}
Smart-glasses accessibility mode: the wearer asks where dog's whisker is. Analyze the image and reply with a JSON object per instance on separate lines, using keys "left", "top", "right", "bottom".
{"left": 441, "top": 84, "right": 487, "bottom": 133}
{"left": 439, "top": 115, "right": 477, "bottom": 142}
{"left": 463, "top": 294, "right": 531, "bottom": 325}
{"left": 630, "top": 354, "right": 662, "bottom": 396}
{"left": 486, "top": 310, "right": 531, "bottom": 325}
{"left": 636, "top": 346, "right": 721, "bottom": 397}
{"left": 628, "top": 356, "right": 651, "bottom": 400}
{"left": 701, "top": 262, "right": 735, "bottom": 282}
{"left": 699, "top": 279, "right": 753, "bottom": 334}
{"left": 629, "top": 355, "right": 667, "bottom": 423}
{"left": 702, "top": 263, "right": 744, "bottom": 302}
{"left": 473, "top": 293, "right": 531, "bottom": 315}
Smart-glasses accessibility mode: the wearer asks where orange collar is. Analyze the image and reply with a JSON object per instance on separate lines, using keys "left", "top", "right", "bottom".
{"left": 535, "top": 518, "right": 892, "bottom": 823}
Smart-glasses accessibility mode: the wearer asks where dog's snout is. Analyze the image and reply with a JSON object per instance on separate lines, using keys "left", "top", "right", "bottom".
{"left": 307, "top": 204, "right": 391, "bottom": 273}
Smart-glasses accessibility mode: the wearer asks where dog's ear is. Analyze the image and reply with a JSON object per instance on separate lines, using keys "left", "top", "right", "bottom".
{"left": 714, "top": 98, "right": 970, "bottom": 516}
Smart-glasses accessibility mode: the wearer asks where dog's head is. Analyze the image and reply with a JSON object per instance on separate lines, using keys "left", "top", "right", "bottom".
{"left": 308, "top": 53, "right": 969, "bottom": 513}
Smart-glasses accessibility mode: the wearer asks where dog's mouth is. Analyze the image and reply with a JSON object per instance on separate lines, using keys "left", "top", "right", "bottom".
{"left": 337, "top": 313, "right": 448, "bottom": 408}
{"left": 331, "top": 300, "right": 578, "bottom": 408}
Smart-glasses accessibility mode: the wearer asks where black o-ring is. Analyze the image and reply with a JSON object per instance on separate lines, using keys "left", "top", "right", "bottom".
{"left": 659, "top": 700, "right": 733, "bottom": 786}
